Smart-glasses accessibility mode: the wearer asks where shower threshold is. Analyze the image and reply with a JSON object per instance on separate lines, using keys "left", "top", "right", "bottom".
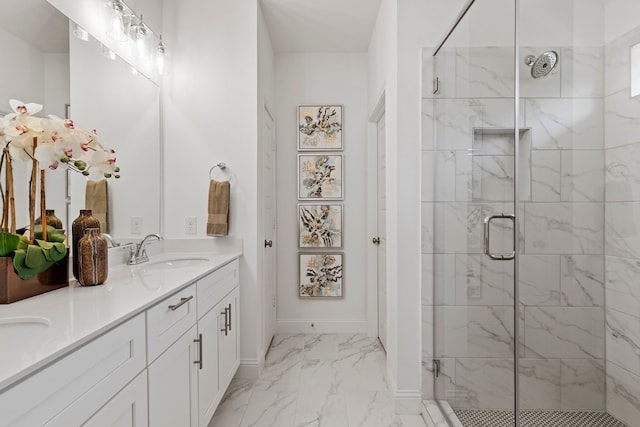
{"left": 453, "top": 408, "right": 628, "bottom": 427}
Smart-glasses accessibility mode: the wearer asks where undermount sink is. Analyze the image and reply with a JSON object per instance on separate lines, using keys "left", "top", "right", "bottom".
{"left": 142, "top": 257, "right": 210, "bottom": 270}
{"left": 0, "top": 316, "right": 51, "bottom": 339}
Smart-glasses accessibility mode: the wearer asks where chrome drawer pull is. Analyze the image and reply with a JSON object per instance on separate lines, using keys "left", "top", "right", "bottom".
{"left": 168, "top": 295, "right": 193, "bottom": 311}
{"left": 193, "top": 334, "right": 203, "bottom": 369}
{"left": 227, "top": 303, "right": 232, "bottom": 331}
{"left": 220, "top": 308, "right": 229, "bottom": 336}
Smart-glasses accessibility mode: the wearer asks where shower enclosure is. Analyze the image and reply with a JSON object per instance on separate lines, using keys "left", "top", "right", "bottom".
{"left": 422, "top": 0, "right": 640, "bottom": 426}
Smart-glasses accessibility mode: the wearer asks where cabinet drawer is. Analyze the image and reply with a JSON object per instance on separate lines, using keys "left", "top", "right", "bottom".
{"left": 197, "top": 260, "right": 238, "bottom": 318}
{"left": 147, "top": 283, "right": 197, "bottom": 363}
{"left": 0, "top": 314, "right": 146, "bottom": 427}
{"left": 82, "top": 370, "right": 148, "bottom": 427}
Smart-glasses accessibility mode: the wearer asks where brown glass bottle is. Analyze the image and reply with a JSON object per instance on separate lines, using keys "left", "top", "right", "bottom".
{"left": 77, "top": 228, "right": 108, "bottom": 286}
{"left": 71, "top": 210, "right": 100, "bottom": 281}
{"left": 34, "top": 209, "right": 63, "bottom": 229}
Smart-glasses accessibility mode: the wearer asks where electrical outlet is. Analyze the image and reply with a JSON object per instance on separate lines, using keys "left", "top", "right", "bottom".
{"left": 185, "top": 216, "right": 197, "bottom": 234}
{"left": 130, "top": 216, "right": 142, "bottom": 234}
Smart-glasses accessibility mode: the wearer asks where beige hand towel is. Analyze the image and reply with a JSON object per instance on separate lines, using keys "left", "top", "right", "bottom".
{"left": 207, "top": 180, "right": 230, "bottom": 236}
{"left": 85, "top": 179, "right": 108, "bottom": 233}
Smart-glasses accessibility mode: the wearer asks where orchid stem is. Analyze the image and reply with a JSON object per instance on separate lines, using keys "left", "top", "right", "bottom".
{"left": 29, "top": 137, "right": 37, "bottom": 244}
{"left": 40, "top": 169, "right": 47, "bottom": 242}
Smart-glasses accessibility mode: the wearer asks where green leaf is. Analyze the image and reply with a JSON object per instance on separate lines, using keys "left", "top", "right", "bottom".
{"left": 17, "top": 235, "right": 29, "bottom": 248}
{"left": 34, "top": 225, "right": 66, "bottom": 241}
{"left": 0, "top": 232, "right": 21, "bottom": 256}
{"left": 47, "top": 233, "right": 66, "bottom": 243}
{"left": 25, "top": 244, "right": 48, "bottom": 269}
{"left": 50, "top": 243, "right": 67, "bottom": 262}
{"left": 35, "top": 240, "right": 67, "bottom": 262}
{"left": 12, "top": 249, "right": 53, "bottom": 280}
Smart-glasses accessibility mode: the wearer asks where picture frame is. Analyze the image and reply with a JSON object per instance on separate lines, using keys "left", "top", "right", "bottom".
{"left": 299, "top": 253, "right": 344, "bottom": 297}
{"left": 298, "top": 204, "right": 343, "bottom": 249}
{"left": 298, "top": 154, "right": 343, "bottom": 200}
{"left": 297, "top": 105, "right": 343, "bottom": 151}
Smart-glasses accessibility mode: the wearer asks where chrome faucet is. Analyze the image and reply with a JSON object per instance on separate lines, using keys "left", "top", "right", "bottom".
{"left": 101, "top": 233, "right": 120, "bottom": 248}
{"left": 128, "top": 233, "right": 163, "bottom": 265}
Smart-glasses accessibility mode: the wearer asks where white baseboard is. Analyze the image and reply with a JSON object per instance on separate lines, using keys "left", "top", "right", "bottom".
{"left": 386, "top": 368, "right": 422, "bottom": 415}
{"left": 235, "top": 358, "right": 259, "bottom": 379}
{"left": 276, "top": 319, "right": 369, "bottom": 334}
{"left": 395, "top": 389, "right": 423, "bottom": 414}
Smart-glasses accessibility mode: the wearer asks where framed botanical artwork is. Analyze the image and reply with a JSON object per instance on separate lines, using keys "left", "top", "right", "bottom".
{"left": 297, "top": 105, "right": 343, "bottom": 151}
{"left": 299, "top": 253, "right": 344, "bottom": 297}
{"left": 298, "top": 204, "right": 343, "bottom": 249}
{"left": 298, "top": 154, "right": 343, "bottom": 200}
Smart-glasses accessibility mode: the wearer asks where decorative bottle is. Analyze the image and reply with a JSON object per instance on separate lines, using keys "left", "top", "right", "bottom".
{"left": 34, "top": 209, "right": 63, "bottom": 229}
{"left": 77, "top": 228, "right": 108, "bottom": 286}
{"left": 72, "top": 210, "right": 100, "bottom": 281}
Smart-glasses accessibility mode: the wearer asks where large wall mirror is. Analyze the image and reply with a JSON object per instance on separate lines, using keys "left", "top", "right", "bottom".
{"left": 0, "top": 0, "right": 161, "bottom": 244}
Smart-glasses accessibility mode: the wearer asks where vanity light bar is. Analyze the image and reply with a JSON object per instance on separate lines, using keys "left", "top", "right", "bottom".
{"left": 104, "top": 0, "right": 167, "bottom": 75}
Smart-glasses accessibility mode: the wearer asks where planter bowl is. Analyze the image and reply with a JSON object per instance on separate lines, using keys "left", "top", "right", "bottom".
{"left": 0, "top": 255, "right": 69, "bottom": 304}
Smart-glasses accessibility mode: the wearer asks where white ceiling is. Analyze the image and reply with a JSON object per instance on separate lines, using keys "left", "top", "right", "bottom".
{"left": 260, "top": 0, "right": 383, "bottom": 53}
{"left": 0, "top": 0, "right": 382, "bottom": 55}
{"left": 0, "top": 0, "right": 69, "bottom": 53}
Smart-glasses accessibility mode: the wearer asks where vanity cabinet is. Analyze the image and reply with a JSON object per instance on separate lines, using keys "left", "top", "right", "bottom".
{"left": 0, "top": 314, "right": 146, "bottom": 427}
{"left": 0, "top": 256, "right": 240, "bottom": 427}
{"left": 147, "top": 285, "right": 199, "bottom": 427}
{"left": 148, "top": 259, "right": 241, "bottom": 427}
{"left": 196, "top": 260, "right": 240, "bottom": 427}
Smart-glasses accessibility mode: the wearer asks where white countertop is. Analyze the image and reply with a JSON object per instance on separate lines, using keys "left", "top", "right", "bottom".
{"left": 0, "top": 250, "right": 241, "bottom": 392}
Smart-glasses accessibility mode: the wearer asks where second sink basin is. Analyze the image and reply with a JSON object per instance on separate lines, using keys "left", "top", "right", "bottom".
{"left": 142, "top": 257, "right": 210, "bottom": 271}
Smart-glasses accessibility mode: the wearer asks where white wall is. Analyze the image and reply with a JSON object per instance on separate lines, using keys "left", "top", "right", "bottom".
{"left": 0, "top": 27, "right": 45, "bottom": 110}
{"left": 368, "top": 0, "right": 464, "bottom": 413}
{"left": 604, "top": 0, "right": 640, "bottom": 43}
{"left": 275, "top": 52, "right": 369, "bottom": 333}
{"left": 257, "top": 2, "right": 275, "bottom": 362}
{"left": 162, "top": 0, "right": 260, "bottom": 370}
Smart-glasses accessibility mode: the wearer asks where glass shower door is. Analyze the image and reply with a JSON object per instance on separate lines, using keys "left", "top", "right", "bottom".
{"left": 426, "top": 0, "right": 518, "bottom": 425}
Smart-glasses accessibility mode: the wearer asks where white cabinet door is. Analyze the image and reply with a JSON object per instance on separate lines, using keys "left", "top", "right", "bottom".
{"left": 3, "top": 315, "right": 146, "bottom": 427}
{"left": 197, "top": 306, "right": 221, "bottom": 427}
{"left": 219, "top": 287, "right": 240, "bottom": 389}
{"left": 148, "top": 325, "right": 198, "bottom": 427}
{"left": 83, "top": 371, "right": 148, "bottom": 427}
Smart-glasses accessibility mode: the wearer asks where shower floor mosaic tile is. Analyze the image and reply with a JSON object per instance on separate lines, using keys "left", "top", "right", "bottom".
{"left": 453, "top": 408, "right": 628, "bottom": 427}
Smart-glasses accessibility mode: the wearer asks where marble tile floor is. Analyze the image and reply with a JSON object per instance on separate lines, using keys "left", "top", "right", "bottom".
{"left": 209, "top": 333, "right": 426, "bottom": 427}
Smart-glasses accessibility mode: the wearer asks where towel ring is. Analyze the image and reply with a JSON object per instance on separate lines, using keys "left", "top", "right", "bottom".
{"left": 209, "top": 162, "right": 234, "bottom": 183}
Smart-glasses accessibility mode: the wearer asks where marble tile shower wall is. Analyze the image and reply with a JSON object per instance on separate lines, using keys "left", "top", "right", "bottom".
{"left": 421, "top": 45, "right": 606, "bottom": 411}
{"left": 604, "top": 25, "right": 640, "bottom": 427}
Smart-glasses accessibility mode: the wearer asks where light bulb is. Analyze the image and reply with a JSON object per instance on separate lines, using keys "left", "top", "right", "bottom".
{"left": 106, "top": 0, "right": 128, "bottom": 41}
{"left": 156, "top": 36, "right": 166, "bottom": 75}
{"left": 131, "top": 14, "right": 149, "bottom": 58}
{"left": 102, "top": 45, "right": 116, "bottom": 60}
{"left": 72, "top": 23, "right": 89, "bottom": 41}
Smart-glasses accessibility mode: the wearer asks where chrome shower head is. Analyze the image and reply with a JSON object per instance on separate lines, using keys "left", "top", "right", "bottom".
{"left": 524, "top": 50, "right": 559, "bottom": 79}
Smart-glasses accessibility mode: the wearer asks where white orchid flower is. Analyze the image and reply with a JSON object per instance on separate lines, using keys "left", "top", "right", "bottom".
{"left": 34, "top": 142, "right": 60, "bottom": 170}
{"left": 2, "top": 100, "right": 121, "bottom": 180}
{"left": 4, "top": 99, "right": 44, "bottom": 135}
{"left": 85, "top": 148, "right": 118, "bottom": 180}
{"left": 3, "top": 99, "right": 45, "bottom": 160}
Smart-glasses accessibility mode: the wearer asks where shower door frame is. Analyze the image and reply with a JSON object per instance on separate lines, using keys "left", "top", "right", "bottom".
{"left": 431, "top": 0, "right": 522, "bottom": 425}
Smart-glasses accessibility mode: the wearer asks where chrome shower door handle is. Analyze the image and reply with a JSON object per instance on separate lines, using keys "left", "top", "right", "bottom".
{"left": 483, "top": 213, "right": 516, "bottom": 261}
